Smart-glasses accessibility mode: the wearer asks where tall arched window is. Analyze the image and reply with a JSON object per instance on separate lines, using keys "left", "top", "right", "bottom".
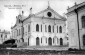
{"left": 83, "top": 35, "right": 85, "bottom": 46}
{"left": 48, "top": 37, "right": 52, "bottom": 45}
{"left": 82, "top": 16, "right": 85, "bottom": 28}
{"left": 48, "top": 25, "right": 51, "bottom": 32}
{"left": 36, "top": 24, "right": 39, "bottom": 32}
{"left": 59, "top": 26, "right": 62, "bottom": 33}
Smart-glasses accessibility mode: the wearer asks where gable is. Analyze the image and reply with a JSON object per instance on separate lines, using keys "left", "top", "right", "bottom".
{"left": 34, "top": 7, "right": 65, "bottom": 20}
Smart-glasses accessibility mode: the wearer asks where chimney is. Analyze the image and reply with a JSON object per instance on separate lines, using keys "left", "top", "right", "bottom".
{"left": 22, "top": 11, "right": 24, "bottom": 15}
{"left": 75, "top": 2, "right": 77, "bottom": 6}
{"left": 68, "top": 6, "right": 69, "bottom": 9}
{"left": 30, "top": 7, "right": 32, "bottom": 15}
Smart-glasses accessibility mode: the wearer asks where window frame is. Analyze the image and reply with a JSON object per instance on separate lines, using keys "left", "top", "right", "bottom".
{"left": 36, "top": 24, "right": 39, "bottom": 32}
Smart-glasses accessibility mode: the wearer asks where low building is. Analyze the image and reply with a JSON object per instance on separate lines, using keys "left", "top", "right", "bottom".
{"left": 0, "top": 30, "right": 11, "bottom": 44}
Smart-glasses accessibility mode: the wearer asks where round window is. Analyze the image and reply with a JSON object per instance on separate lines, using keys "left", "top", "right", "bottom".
{"left": 47, "top": 12, "right": 52, "bottom": 17}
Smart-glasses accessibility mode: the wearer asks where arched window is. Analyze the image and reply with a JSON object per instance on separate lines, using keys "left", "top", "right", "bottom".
{"left": 83, "top": 35, "right": 85, "bottom": 46}
{"left": 48, "top": 37, "right": 52, "bottom": 45}
{"left": 36, "top": 37, "right": 39, "bottom": 45}
{"left": 82, "top": 16, "right": 85, "bottom": 28}
{"left": 48, "top": 25, "right": 51, "bottom": 32}
{"left": 59, "top": 26, "right": 62, "bottom": 33}
{"left": 36, "top": 24, "right": 39, "bottom": 32}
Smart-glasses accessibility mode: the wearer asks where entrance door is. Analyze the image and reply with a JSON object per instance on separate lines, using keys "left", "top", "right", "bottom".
{"left": 60, "top": 38, "right": 63, "bottom": 45}
{"left": 36, "top": 37, "right": 39, "bottom": 45}
{"left": 48, "top": 37, "right": 52, "bottom": 46}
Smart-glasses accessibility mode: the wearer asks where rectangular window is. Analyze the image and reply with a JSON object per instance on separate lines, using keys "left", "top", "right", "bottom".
{"left": 1, "top": 34, "right": 2, "bottom": 38}
{"left": 23, "top": 27, "right": 24, "bottom": 35}
{"left": 14, "top": 31, "right": 15, "bottom": 37}
{"left": 17, "top": 30, "right": 18, "bottom": 36}
{"left": 19, "top": 29, "right": 20, "bottom": 35}
{"left": 57, "top": 26, "right": 58, "bottom": 33}
{"left": 53, "top": 26, "right": 54, "bottom": 33}
{"left": 41, "top": 38, "right": 42, "bottom": 43}
{"left": 12, "top": 31, "right": 13, "bottom": 37}
{"left": 82, "top": 18, "right": 85, "bottom": 28}
{"left": 53, "top": 38, "right": 54, "bottom": 43}
{"left": 57, "top": 38, "right": 58, "bottom": 43}
{"left": 41, "top": 25, "right": 42, "bottom": 32}
{"left": 45, "top": 25, "right": 47, "bottom": 32}
{"left": 28, "top": 25, "right": 30, "bottom": 32}
{"left": 13, "top": 31, "right": 14, "bottom": 37}
{"left": 46, "top": 38, "right": 47, "bottom": 43}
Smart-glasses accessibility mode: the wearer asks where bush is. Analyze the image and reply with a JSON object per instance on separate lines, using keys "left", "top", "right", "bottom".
{"left": 68, "top": 48, "right": 79, "bottom": 51}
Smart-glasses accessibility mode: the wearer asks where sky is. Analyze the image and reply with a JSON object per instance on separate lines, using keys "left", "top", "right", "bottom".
{"left": 0, "top": 0, "right": 85, "bottom": 31}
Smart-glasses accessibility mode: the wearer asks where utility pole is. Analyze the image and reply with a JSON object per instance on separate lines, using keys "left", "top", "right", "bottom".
{"left": 74, "top": 4, "right": 81, "bottom": 50}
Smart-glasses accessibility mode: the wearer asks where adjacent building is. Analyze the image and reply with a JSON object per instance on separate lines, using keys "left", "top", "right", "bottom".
{"left": 67, "top": 2, "right": 85, "bottom": 49}
{"left": 11, "top": 6, "right": 68, "bottom": 47}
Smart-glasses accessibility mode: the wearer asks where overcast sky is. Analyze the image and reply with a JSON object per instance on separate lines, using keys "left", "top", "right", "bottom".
{"left": 0, "top": 0, "right": 85, "bottom": 31}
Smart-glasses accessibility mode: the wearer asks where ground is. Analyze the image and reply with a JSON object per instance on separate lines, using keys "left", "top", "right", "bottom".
{"left": 0, "top": 48, "right": 85, "bottom": 55}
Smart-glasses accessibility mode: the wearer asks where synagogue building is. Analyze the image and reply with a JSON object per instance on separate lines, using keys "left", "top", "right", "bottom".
{"left": 11, "top": 5, "right": 68, "bottom": 47}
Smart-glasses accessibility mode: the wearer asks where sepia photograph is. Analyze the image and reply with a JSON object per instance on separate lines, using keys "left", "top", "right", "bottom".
{"left": 0, "top": 0, "right": 85, "bottom": 55}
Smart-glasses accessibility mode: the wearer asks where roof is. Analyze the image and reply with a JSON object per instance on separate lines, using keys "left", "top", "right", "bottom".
{"left": 11, "top": 6, "right": 66, "bottom": 29}
{"left": 24, "top": 6, "right": 66, "bottom": 21}
{"left": 67, "top": 2, "right": 85, "bottom": 13}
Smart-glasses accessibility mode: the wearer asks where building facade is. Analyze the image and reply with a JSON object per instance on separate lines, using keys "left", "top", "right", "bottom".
{"left": 11, "top": 6, "right": 68, "bottom": 47}
{"left": 67, "top": 2, "right": 85, "bottom": 49}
